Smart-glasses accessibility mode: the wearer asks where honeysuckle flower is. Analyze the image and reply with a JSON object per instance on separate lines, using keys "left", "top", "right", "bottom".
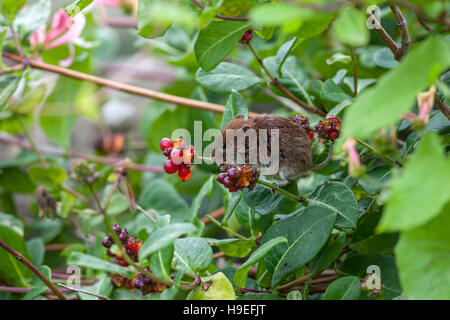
{"left": 95, "top": 0, "right": 121, "bottom": 6}
{"left": 343, "top": 137, "right": 365, "bottom": 177}
{"left": 401, "top": 86, "right": 436, "bottom": 129}
{"left": 29, "top": 9, "right": 86, "bottom": 67}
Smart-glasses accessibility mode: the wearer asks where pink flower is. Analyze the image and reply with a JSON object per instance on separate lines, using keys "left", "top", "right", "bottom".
{"left": 401, "top": 86, "right": 436, "bottom": 129}
{"left": 343, "top": 137, "right": 364, "bottom": 177}
{"left": 29, "top": 9, "right": 86, "bottom": 67}
{"left": 95, "top": 0, "right": 121, "bottom": 6}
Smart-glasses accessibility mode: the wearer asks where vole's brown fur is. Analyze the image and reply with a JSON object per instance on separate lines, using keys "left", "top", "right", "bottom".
{"left": 212, "top": 114, "right": 313, "bottom": 181}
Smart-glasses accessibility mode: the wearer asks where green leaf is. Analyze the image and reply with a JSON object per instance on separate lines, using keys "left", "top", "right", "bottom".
{"left": 196, "top": 62, "right": 263, "bottom": 93}
{"left": 0, "top": 27, "right": 7, "bottom": 69}
{"left": 395, "top": 207, "right": 450, "bottom": 299}
{"left": 350, "top": 233, "right": 398, "bottom": 255}
{"left": 340, "top": 36, "right": 450, "bottom": 144}
{"left": 233, "top": 236, "right": 287, "bottom": 289}
{"left": 22, "top": 265, "right": 52, "bottom": 300}
{"left": 137, "top": 0, "right": 197, "bottom": 39}
{"left": 214, "top": 238, "right": 256, "bottom": 258}
{"left": 221, "top": 191, "right": 243, "bottom": 225}
{"left": 0, "top": 167, "right": 35, "bottom": 193}
{"left": 220, "top": 90, "right": 248, "bottom": 130}
{"left": 378, "top": 132, "right": 450, "bottom": 232}
{"left": 339, "top": 253, "right": 402, "bottom": 300}
{"left": 0, "top": 212, "right": 24, "bottom": 235}
{"left": 65, "top": 0, "right": 93, "bottom": 17}
{"left": 261, "top": 206, "right": 337, "bottom": 288}
{"left": 0, "top": 0, "right": 27, "bottom": 23}
{"left": 78, "top": 274, "right": 113, "bottom": 300}
{"left": 320, "top": 79, "right": 352, "bottom": 110}
{"left": 28, "top": 167, "right": 67, "bottom": 190}
{"left": 0, "top": 75, "right": 22, "bottom": 112}
{"left": 187, "top": 272, "right": 236, "bottom": 300}
{"left": 26, "top": 237, "right": 45, "bottom": 266}
{"left": 190, "top": 176, "right": 214, "bottom": 220}
{"left": 358, "top": 165, "right": 391, "bottom": 196}
{"left": 102, "top": 188, "right": 129, "bottom": 216}
{"left": 249, "top": 3, "right": 315, "bottom": 26}
{"left": 67, "top": 252, "right": 132, "bottom": 276}
{"left": 139, "top": 223, "right": 197, "bottom": 261}
{"left": 323, "top": 276, "right": 361, "bottom": 300}
{"left": 195, "top": 20, "right": 250, "bottom": 71}
{"left": 234, "top": 196, "right": 257, "bottom": 236}
{"left": 0, "top": 225, "right": 32, "bottom": 286}
{"left": 308, "top": 181, "right": 359, "bottom": 228}
{"left": 295, "top": 14, "right": 333, "bottom": 44}
{"left": 138, "top": 179, "right": 190, "bottom": 222}
{"left": 273, "top": 38, "right": 297, "bottom": 76}
{"left": 243, "top": 180, "right": 298, "bottom": 216}
{"left": 14, "top": 0, "right": 51, "bottom": 38}
{"left": 333, "top": 6, "right": 369, "bottom": 47}
{"left": 173, "top": 237, "right": 213, "bottom": 275}
{"left": 308, "top": 232, "right": 346, "bottom": 280}
{"left": 287, "top": 290, "right": 302, "bottom": 300}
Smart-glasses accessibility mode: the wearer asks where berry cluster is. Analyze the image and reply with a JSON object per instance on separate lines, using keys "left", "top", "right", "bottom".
{"left": 216, "top": 164, "right": 259, "bottom": 192}
{"left": 101, "top": 224, "right": 142, "bottom": 266}
{"left": 290, "top": 113, "right": 315, "bottom": 140}
{"left": 314, "top": 116, "right": 342, "bottom": 141}
{"left": 70, "top": 159, "right": 102, "bottom": 184}
{"left": 133, "top": 269, "right": 168, "bottom": 295}
{"left": 240, "top": 29, "right": 253, "bottom": 43}
{"left": 160, "top": 138, "right": 194, "bottom": 181}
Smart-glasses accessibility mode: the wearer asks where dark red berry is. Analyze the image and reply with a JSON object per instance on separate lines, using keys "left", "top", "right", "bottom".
{"left": 118, "top": 229, "right": 129, "bottom": 243}
{"left": 329, "top": 131, "right": 339, "bottom": 139}
{"left": 227, "top": 167, "right": 241, "bottom": 180}
{"left": 240, "top": 29, "right": 253, "bottom": 43}
{"left": 163, "top": 159, "right": 179, "bottom": 174}
{"left": 159, "top": 138, "right": 173, "bottom": 152}
{"left": 308, "top": 131, "right": 315, "bottom": 140}
{"left": 112, "top": 224, "right": 121, "bottom": 235}
{"left": 102, "top": 236, "right": 113, "bottom": 248}
{"left": 216, "top": 173, "right": 227, "bottom": 184}
{"left": 223, "top": 176, "right": 233, "bottom": 188}
{"left": 163, "top": 147, "right": 172, "bottom": 157}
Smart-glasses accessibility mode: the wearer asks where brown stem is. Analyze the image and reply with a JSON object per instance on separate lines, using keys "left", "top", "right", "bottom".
{"left": 191, "top": 0, "right": 248, "bottom": 21}
{"left": 2, "top": 52, "right": 229, "bottom": 115}
{"left": 388, "top": 3, "right": 411, "bottom": 59}
{"left": 0, "top": 240, "right": 67, "bottom": 300}
{"left": 369, "top": 14, "right": 401, "bottom": 60}
{"left": 0, "top": 133, "right": 163, "bottom": 173}
{"left": 246, "top": 42, "right": 326, "bottom": 116}
{"left": 213, "top": 251, "right": 225, "bottom": 259}
{"left": 200, "top": 207, "right": 225, "bottom": 224}
{"left": 416, "top": 14, "right": 432, "bottom": 32}
{"left": 44, "top": 244, "right": 70, "bottom": 251}
{"left": 57, "top": 283, "right": 110, "bottom": 300}
{"left": 435, "top": 93, "right": 450, "bottom": 121}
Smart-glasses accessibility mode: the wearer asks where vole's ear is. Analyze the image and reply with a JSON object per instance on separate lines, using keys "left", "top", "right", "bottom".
{"left": 241, "top": 125, "right": 251, "bottom": 132}
{"left": 233, "top": 114, "right": 245, "bottom": 120}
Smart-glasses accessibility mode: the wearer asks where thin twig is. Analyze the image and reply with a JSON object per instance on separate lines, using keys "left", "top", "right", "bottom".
{"left": 200, "top": 207, "right": 225, "bottom": 224}
{"left": 355, "top": 138, "right": 403, "bottom": 167}
{"left": 0, "top": 240, "right": 67, "bottom": 300}
{"left": 246, "top": 42, "right": 326, "bottom": 116}
{"left": 257, "top": 179, "right": 306, "bottom": 203}
{"left": 2, "top": 52, "right": 237, "bottom": 115}
{"left": 206, "top": 214, "right": 250, "bottom": 241}
{"left": 136, "top": 204, "right": 156, "bottom": 223}
{"left": 435, "top": 93, "right": 450, "bottom": 121}
{"left": 368, "top": 13, "right": 400, "bottom": 60}
{"left": 57, "top": 283, "right": 111, "bottom": 300}
{"left": 0, "top": 133, "right": 163, "bottom": 173}
{"left": 388, "top": 3, "right": 411, "bottom": 59}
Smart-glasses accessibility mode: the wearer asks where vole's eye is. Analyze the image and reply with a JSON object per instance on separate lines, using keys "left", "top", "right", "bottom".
{"left": 222, "top": 142, "right": 226, "bottom": 149}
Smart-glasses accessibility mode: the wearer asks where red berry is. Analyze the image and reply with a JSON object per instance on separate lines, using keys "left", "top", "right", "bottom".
{"left": 229, "top": 187, "right": 237, "bottom": 192}
{"left": 240, "top": 29, "right": 253, "bottom": 43}
{"left": 163, "top": 160, "right": 179, "bottom": 174}
{"left": 223, "top": 176, "right": 233, "bottom": 188}
{"left": 170, "top": 148, "right": 184, "bottom": 165}
{"left": 159, "top": 138, "right": 173, "bottom": 152}
{"left": 178, "top": 165, "right": 191, "bottom": 181}
{"left": 329, "top": 131, "right": 338, "bottom": 139}
{"left": 308, "top": 131, "right": 315, "bottom": 140}
{"left": 236, "top": 181, "right": 245, "bottom": 190}
{"left": 216, "top": 173, "right": 227, "bottom": 184}
{"left": 227, "top": 167, "right": 241, "bottom": 180}
{"left": 163, "top": 147, "right": 172, "bottom": 157}
{"left": 101, "top": 236, "right": 113, "bottom": 248}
